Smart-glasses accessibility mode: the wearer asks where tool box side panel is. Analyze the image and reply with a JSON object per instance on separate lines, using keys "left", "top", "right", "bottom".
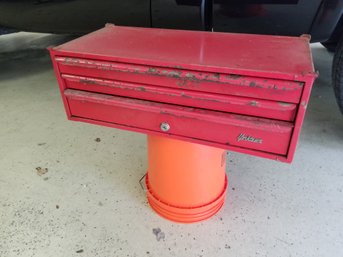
{"left": 49, "top": 49, "right": 72, "bottom": 120}
{"left": 286, "top": 76, "right": 316, "bottom": 162}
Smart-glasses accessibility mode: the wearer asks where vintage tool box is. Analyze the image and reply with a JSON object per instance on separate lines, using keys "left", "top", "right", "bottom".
{"left": 49, "top": 24, "right": 317, "bottom": 162}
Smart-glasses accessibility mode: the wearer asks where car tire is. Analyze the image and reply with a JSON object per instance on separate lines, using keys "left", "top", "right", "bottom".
{"left": 322, "top": 42, "right": 337, "bottom": 53}
{"left": 332, "top": 36, "right": 343, "bottom": 114}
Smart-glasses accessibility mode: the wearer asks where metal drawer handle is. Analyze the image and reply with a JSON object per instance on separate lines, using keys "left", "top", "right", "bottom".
{"left": 160, "top": 122, "right": 170, "bottom": 132}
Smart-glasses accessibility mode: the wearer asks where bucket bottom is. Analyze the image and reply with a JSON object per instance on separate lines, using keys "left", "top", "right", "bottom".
{"left": 145, "top": 174, "right": 228, "bottom": 223}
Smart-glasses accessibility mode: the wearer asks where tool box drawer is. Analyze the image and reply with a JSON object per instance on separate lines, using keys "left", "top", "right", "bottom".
{"left": 56, "top": 57, "right": 304, "bottom": 103}
{"left": 64, "top": 89, "right": 293, "bottom": 155}
{"left": 62, "top": 74, "right": 297, "bottom": 121}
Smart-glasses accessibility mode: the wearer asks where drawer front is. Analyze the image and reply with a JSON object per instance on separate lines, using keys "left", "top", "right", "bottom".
{"left": 62, "top": 74, "right": 297, "bottom": 121}
{"left": 56, "top": 57, "right": 304, "bottom": 103}
{"left": 64, "top": 89, "right": 293, "bottom": 155}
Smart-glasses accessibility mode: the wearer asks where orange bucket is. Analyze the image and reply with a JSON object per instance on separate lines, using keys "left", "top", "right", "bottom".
{"left": 146, "top": 135, "right": 228, "bottom": 223}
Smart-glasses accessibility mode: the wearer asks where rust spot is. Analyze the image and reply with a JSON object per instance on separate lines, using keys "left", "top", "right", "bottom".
{"left": 249, "top": 100, "right": 258, "bottom": 106}
{"left": 185, "top": 73, "right": 198, "bottom": 81}
{"left": 65, "top": 58, "right": 73, "bottom": 64}
{"left": 226, "top": 74, "right": 241, "bottom": 79}
{"left": 211, "top": 73, "right": 220, "bottom": 80}
{"left": 176, "top": 80, "right": 187, "bottom": 87}
{"left": 165, "top": 92, "right": 179, "bottom": 97}
{"left": 296, "top": 82, "right": 304, "bottom": 87}
{"left": 147, "top": 67, "right": 157, "bottom": 73}
{"left": 138, "top": 87, "right": 146, "bottom": 92}
{"left": 246, "top": 82, "right": 263, "bottom": 89}
{"left": 197, "top": 97, "right": 220, "bottom": 103}
{"left": 79, "top": 79, "right": 96, "bottom": 85}
{"left": 168, "top": 71, "right": 182, "bottom": 78}
{"left": 98, "top": 66, "right": 110, "bottom": 70}
{"left": 278, "top": 102, "right": 292, "bottom": 107}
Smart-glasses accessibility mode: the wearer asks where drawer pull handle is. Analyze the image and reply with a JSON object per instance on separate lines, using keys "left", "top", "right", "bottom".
{"left": 160, "top": 122, "right": 171, "bottom": 132}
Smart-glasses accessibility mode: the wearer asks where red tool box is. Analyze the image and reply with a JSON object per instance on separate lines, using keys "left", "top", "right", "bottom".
{"left": 50, "top": 24, "right": 317, "bottom": 163}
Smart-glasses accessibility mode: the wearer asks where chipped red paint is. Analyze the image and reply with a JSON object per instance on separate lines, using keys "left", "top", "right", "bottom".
{"left": 62, "top": 74, "right": 297, "bottom": 121}
{"left": 49, "top": 25, "right": 317, "bottom": 162}
{"left": 56, "top": 57, "right": 304, "bottom": 103}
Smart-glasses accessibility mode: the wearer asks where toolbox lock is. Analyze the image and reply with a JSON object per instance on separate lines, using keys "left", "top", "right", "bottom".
{"left": 160, "top": 122, "right": 171, "bottom": 132}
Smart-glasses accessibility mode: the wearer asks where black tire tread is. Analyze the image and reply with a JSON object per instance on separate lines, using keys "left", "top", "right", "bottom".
{"left": 332, "top": 35, "right": 343, "bottom": 114}
{"left": 322, "top": 42, "right": 336, "bottom": 53}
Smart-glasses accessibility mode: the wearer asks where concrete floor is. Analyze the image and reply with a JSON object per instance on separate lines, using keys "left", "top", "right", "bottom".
{"left": 0, "top": 32, "right": 342, "bottom": 257}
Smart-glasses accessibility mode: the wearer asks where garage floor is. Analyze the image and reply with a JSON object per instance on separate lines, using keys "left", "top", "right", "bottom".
{"left": 0, "top": 32, "right": 342, "bottom": 257}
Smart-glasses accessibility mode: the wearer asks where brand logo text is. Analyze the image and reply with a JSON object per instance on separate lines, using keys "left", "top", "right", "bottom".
{"left": 237, "top": 133, "right": 263, "bottom": 144}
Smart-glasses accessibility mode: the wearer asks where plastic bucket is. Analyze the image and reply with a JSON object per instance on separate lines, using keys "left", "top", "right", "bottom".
{"left": 146, "top": 135, "right": 228, "bottom": 223}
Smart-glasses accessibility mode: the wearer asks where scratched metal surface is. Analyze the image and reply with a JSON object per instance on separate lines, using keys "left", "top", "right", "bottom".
{"left": 61, "top": 74, "right": 297, "bottom": 121}
{"left": 55, "top": 57, "right": 304, "bottom": 103}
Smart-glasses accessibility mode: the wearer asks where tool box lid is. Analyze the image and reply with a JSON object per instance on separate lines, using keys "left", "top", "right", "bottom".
{"left": 51, "top": 24, "right": 316, "bottom": 81}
